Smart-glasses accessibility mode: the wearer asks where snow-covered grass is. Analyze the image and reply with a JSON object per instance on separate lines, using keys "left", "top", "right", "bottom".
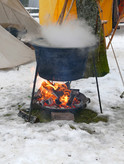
{"left": 0, "top": 26, "right": 124, "bottom": 164}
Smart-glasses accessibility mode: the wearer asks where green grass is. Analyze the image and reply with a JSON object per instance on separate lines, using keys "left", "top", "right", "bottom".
{"left": 19, "top": 104, "right": 108, "bottom": 124}
{"left": 74, "top": 109, "right": 108, "bottom": 123}
{"left": 3, "top": 113, "right": 12, "bottom": 117}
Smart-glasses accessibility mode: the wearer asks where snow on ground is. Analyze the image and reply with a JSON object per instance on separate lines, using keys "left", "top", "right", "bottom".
{"left": 0, "top": 26, "right": 124, "bottom": 164}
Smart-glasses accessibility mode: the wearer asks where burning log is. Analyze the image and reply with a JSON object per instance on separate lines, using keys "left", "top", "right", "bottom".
{"left": 75, "top": 93, "right": 90, "bottom": 108}
{"left": 53, "top": 90, "right": 64, "bottom": 98}
{"left": 55, "top": 98, "right": 61, "bottom": 105}
{"left": 34, "top": 89, "right": 42, "bottom": 101}
{"left": 65, "top": 81, "right": 71, "bottom": 89}
{"left": 67, "top": 90, "right": 79, "bottom": 106}
{"left": 44, "top": 98, "right": 53, "bottom": 106}
{"left": 53, "top": 89, "right": 64, "bottom": 105}
{"left": 32, "top": 79, "right": 90, "bottom": 110}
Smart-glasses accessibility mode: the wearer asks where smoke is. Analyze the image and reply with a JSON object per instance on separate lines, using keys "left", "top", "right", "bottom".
{"left": 42, "top": 20, "right": 97, "bottom": 48}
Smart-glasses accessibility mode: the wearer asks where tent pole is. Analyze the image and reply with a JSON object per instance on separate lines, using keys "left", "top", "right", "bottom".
{"left": 96, "top": 0, "right": 103, "bottom": 13}
{"left": 64, "top": 0, "right": 75, "bottom": 22}
{"left": 57, "top": 0, "right": 68, "bottom": 25}
{"left": 107, "top": 8, "right": 124, "bottom": 49}
{"left": 28, "top": 64, "right": 38, "bottom": 122}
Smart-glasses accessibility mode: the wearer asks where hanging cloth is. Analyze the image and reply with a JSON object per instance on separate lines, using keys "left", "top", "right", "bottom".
{"left": 99, "top": 0, "right": 113, "bottom": 36}
{"left": 39, "top": 0, "right": 77, "bottom": 25}
{"left": 119, "top": 0, "right": 124, "bottom": 17}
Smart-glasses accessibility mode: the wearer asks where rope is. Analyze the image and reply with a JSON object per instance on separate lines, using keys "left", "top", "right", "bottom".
{"left": 105, "top": 17, "right": 124, "bottom": 89}
{"left": 110, "top": 43, "right": 124, "bottom": 87}
{"left": 110, "top": 40, "right": 124, "bottom": 98}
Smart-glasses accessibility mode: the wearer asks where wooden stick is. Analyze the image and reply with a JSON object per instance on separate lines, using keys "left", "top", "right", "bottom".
{"left": 57, "top": 0, "right": 68, "bottom": 25}
{"left": 64, "top": 0, "right": 75, "bottom": 22}
{"left": 96, "top": 0, "right": 103, "bottom": 13}
{"left": 107, "top": 8, "right": 124, "bottom": 49}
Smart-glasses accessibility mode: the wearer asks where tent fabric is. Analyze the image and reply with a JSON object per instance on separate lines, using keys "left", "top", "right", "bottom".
{"left": 39, "top": 0, "right": 58, "bottom": 25}
{"left": 39, "top": 0, "right": 77, "bottom": 25}
{"left": 0, "top": 0, "right": 43, "bottom": 69}
{"left": 0, "top": 0, "right": 42, "bottom": 41}
{"left": 0, "top": 25, "right": 35, "bottom": 69}
{"left": 99, "top": 0, "right": 113, "bottom": 36}
{"left": 53, "top": 0, "right": 77, "bottom": 23}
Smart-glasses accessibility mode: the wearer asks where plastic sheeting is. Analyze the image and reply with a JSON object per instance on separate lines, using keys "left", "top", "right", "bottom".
{"left": 39, "top": 0, "right": 77, "bottom": 25}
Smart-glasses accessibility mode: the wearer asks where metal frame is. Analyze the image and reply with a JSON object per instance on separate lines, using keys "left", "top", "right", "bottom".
{"left": 92, "top": 54, "right": 103, "bottom": 114}
{"left": 28, "top": 55, "right": 103, "bottom": 122}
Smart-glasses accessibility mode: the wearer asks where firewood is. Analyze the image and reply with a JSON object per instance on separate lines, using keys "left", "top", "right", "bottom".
{"left": 18, "top": 110, "right": 39, "bottom": 123}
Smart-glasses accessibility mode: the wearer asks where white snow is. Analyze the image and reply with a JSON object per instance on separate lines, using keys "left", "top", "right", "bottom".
{"left": 0, "top": 25, "right": 124, "bottom": 164}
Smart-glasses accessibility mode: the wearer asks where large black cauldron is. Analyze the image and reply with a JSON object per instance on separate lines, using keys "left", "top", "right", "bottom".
{"left": 30, "top": 38, "right": 97, "bottom": 81}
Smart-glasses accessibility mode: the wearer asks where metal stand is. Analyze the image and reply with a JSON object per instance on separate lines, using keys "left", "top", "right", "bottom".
{"left": 27, "top": 53, "right": 103, "bottom": 123}
{"left": 92, "top": 55, "right": 103, "bottom": 114}
{"left": 28, "top": 65, "right": 38, "bottom": 121}
{"left": 92, "top": 9, "right": 103, "bottom": 113}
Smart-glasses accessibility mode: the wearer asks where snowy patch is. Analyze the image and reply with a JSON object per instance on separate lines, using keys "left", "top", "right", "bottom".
{"left": 0, "top": 26, "right": 124, "bottom": 164}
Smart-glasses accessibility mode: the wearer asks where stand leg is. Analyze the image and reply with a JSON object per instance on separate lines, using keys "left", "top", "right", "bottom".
{"left": 92, "top": 55, "right": 103, "bottom": 113}
{"left": 28, "top": 65, "right": 38, "bottom": 121}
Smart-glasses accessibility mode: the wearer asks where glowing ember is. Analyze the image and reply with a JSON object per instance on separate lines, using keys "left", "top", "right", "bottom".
{"left": 37, "top": 80, "right": 80, "bottom": 108}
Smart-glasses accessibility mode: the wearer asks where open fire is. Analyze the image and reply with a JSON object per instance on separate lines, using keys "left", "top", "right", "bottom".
{"left": 18, "top": 79, "right": 90, "bottom": 123}
{"left": 34, "top": 80, "right": 90, "bottom": 110}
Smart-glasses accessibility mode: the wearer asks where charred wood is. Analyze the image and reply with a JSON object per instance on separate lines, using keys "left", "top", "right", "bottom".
{"left": 65, "top": 81, "right": 71, "bottom": 89}
{"left": 34, "top": 89, "right": 42, "bottom": 100}
{"left": 45, "top": 98, "right": 53, "bottom": 105}
{"left": 67, "top": 89, "right": 80, "bottom": 105}
{"left": 18, "top": 110, "right": 39, "bottom": 123}
{"left": 55, "top": 98, "right": 62, "bottom": 105}
{"left": 67, "top": 90, "right": 77, "bottom": 106}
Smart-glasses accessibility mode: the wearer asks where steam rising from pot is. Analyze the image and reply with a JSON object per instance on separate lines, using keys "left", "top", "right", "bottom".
{"left": 42, "top": 20, "right": 97, "bottom": 48}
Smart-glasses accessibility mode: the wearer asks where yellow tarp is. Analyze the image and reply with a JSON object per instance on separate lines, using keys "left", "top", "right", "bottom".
{"left": 39, "top": 0, "right": 77, "bottom": 25}
{"left": 99, "top": 0, "right": 113, "bottom": 36}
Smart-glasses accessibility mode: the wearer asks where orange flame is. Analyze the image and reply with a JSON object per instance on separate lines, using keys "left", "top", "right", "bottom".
{"left": 38, "top": 80, "right": 72, "bottom": 107}
{"left": 37, "top": 80, "right": 81, "bottom": 108}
